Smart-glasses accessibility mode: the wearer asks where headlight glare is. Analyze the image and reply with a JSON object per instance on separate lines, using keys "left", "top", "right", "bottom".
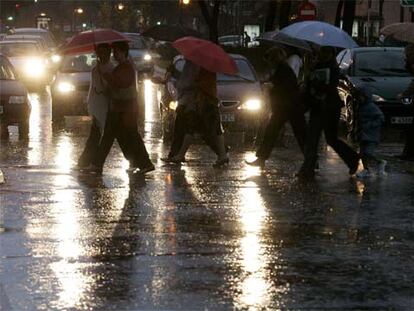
{"left": 25, "top": 57, "right": 45, "bottom": 77}
{"left": 169, "top": 101, "right": 178, "bottom": 110}
{"left": 144, "top": 54, "right": 152, "bottom": 61}
{"left": 240, "top": 99, "right": 261, "bottom": 111}
{"left": 58, "top": 82, "right": 75, "bottom": 93}
{"left": 9, "top": 96, "right": 26, "bottom": 104}
{"left": 51, "top": 54, "right": 62, "bottom": 63}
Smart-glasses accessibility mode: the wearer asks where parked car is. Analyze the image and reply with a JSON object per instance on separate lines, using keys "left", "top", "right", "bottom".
{"left": 157, "top": 54, "right": 266, "bottom": 141}
{"left": 9, "top": 28, "right": 56, "bottom": 50}
{"left": 336, "top": 47, "right": 413, "bottom": 139}
{"left": 0, "top": 40, "right": 52, "bottom": 90}
{"left": 219, "top": 35, "right": 243, "bottom": 47}
{"left": 2, "top": 34, "right": 49, "bottom": 51}
{"left": 0, "top": 54, "right": 30, "bottom": 139}
{"left": 124, "top": 32, "right": 157, "bottom": 76}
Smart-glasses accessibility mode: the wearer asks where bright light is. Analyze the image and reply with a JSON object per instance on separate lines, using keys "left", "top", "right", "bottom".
{"left": 40, "top": 12, "right": 46, "bottom": 17}
{"left": 182, "top": 0, "right": 190, "bottom": 4}
{"left": 156, "top": 21, "right": 161, "bottom": 25}
{"left": 117, "top": 3, "right": 124, "bottom": 10}
{"left": 7, "top": 16, "right": 13, "bottom": 21}
{"left": 143, "top": 53, "right": 152, "bottom": 61}
{"left": 240, "top": 99, "right": 261, "bottom": 111}
{"left": 75, "top": 7, "right": 83, "bottom": 14}
{"left": 82, "top": 23, "right": 87, "bottom": 28}
{"left": 169, "top": 101, "right": 178, "bottom": 110}
{"left": 58, "top": 82, "right": 75, "bottom": 93}
{"left": 25, "top": 58, "right": 45, "bottom": 77}
{"left": 51, "top": 54, "right": 62, "bottom": 63}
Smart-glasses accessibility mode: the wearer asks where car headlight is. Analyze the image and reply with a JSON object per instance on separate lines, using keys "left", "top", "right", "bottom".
{"left": 51, "top": 54, "right": 62, "bottom": 63}
{"left": 24, "top": 57, "right": 45, "bottom": 77}
{"left": 9, "top": 96, "right": 26, "bottom": 104}
{"left": 239, "top": 99, "right": 261, "bottom": 111}
{"left": 57, "top": 82, "right": 75, "bottom": 93}
{"left": 169, "top": 101, "right": 178, "bottom": 110}
{"left": 372, "top": 94, "right": 385, "bottom": 102}
{"left": 143, "top": 54, "right": 152, "bottom": 61}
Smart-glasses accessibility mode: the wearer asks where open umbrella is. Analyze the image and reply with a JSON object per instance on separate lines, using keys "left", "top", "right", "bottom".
{"left": 280, "top": 21, "right": 358, "bottom": 49}
{"left": 172, "top": 36, "right": 238, "bottom": 75}
{"left": 257, "top": 30, "right": 312, "bottom": 51}
{"left": 142, "top": 25, "right": 203, "bottom": 42}
{"left": 381, "top": 23, "right": 414, "bottom": 43}
{"left": 60, "top": 29, "right": 130, "bottom": 55}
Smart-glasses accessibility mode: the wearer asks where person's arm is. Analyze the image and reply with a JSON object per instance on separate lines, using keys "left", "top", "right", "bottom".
{"left": 102, "top": 64, "right": 135, "bottom": 89}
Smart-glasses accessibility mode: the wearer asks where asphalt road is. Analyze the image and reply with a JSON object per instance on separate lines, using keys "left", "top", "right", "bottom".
{"left": 1, "top": 83, "right": 414, "bottom": 310}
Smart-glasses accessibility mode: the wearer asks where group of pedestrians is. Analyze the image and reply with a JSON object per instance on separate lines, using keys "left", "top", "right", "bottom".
{"left": 78, "top": 40, "right": 413, "bottom": 179}
{"left": 246, "top": 43, "right": 414, "bottom": 179}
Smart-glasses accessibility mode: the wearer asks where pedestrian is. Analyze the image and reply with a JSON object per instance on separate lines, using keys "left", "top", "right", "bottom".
{"left": 88, "top": 41, "right": 154, "bottom": 175}
{"left": 298, "top": 46, "right": 360, "bottom": 179}
{"left": 244, "top": 31, "right": 251, "bottom": 48}
{"left": 164, "top": 59, "right": 228, "bottom": 167}
{"left": 397, "top": 43, "right": 414, "bottom": 161}
{"left": 246, "top": 47, "right": 306, "bottom": 167}
{"left": 354, "top": 84, "right": 387, "bottom": 178}
{"left": 76, "top": 43, "right": 113, "bottom": 169}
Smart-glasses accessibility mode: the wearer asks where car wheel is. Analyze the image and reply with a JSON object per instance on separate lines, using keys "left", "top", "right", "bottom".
{"left": 18, "top": 120, "right": 29, "bottom": 140}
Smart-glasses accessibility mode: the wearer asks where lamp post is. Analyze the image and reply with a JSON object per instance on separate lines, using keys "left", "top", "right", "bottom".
{"left": 179, "top": 0, "right": 190, "bottom": 25}
{"left": 72, "top": 7, "right": 83, "bottom": 32}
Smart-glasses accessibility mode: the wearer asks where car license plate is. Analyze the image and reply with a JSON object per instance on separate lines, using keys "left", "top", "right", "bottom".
{"left": 391, "top": 117, "right": 413, "bottom": 124}
{"left": 0, "top": 105, "right": 3, "bottom": 114}
{"left": 220, "top": 113, "right": 235, "bottom": 122}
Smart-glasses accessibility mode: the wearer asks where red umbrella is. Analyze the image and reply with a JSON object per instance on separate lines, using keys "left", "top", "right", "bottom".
{"left": 60, "top": 29, "right": 130, "bottom": 55}
{"left": 172, "top": 36, "right": 238, "bottom": 75}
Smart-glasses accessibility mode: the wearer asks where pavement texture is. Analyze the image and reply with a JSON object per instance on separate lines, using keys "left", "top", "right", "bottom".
{"left": 1, "top": 87, "right": 414, "bottom": 310}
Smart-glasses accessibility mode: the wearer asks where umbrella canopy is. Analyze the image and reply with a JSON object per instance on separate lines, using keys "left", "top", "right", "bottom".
{"left": 280, "top": 21, "right": 358, "bottom": 49}
{"left": 257, "top": 31, "right": 312, "bottom": 51}
{"left": 60, "top": 29, "right": 130, "bottom": 55}
{"left": 380, "top": 23, "right": 414, "bottom": 43}
{"left": 172, "top": 36, "right": 238, "bottom": 75}
{"left": 142, "top": 25, "right": 203, "bottom": 42}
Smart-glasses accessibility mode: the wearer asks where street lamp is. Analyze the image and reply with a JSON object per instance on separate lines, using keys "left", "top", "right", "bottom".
{"left": 117, "top": 3, "right": 124, "bottom": 10}
{"left": 76, "top": 7, "right": 83, "bottom": 14}
{"left": 73, "top": 7, "right": 84, "bottom": 32}
{"left": 7, "top": 16, "right": 14, "bottom": 21}
{"left": 182, "top": 0, "right": 190, "bottom": 4}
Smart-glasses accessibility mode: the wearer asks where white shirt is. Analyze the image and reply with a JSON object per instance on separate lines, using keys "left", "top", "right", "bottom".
{"left": 287, "top": 54, "right": 303, "bottom": 78}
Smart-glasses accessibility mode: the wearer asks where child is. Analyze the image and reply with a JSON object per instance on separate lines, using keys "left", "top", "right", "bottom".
{"left": 356, "top": 84, "right": 387, "bottom": 177}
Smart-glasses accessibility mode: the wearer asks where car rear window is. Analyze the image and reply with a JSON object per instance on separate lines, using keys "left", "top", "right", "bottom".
{"left": 60, "top": 53, "right": 97, "bottom": 73}
{"left": 174, "top": 59, "right": 256, "bottom": 82}
{"left": 0, "top": 42, "right": 40, "bottom": 56}
{"left": 0, "top": 57, "right": 17, "bottom": 80}
{"left": 354, "top": 50, "right": 409, "bottom": 77}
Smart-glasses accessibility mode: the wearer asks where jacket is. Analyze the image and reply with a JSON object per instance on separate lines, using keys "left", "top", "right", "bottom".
{"left": 268, "top": 61, "right": 299, "bottom": 110}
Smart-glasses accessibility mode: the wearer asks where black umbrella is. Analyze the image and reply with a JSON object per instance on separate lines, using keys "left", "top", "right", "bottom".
{"left": 257, "top": 30, "right": 312, "bottom": 51}
{"left": 142, "top": 25, "right": 203, "bottom": 42}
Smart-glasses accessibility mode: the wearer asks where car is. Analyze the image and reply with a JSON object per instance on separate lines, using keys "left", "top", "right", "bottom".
{"left": 336, "top": 47, "right": 413, "bottom": 139}
{"left": 0, "top": 40, "right": 52, "bottom": 90}
{"left": 9, "top": 28, "right": 56, "bottom": 50}
{"left": 0, "top": 54, "right": 30, "bottom": 139}
{"left": 157, "top": 54, "right": 266, "bottom": 142}
{"left": 219, "top": 35, "right": 243, "bottom": 47}
{"left": 2, "top": 34, "right": 49, "bottom": 51}
{"left": 51, "top": 53, "right": 145, "bottom": 122}
{"left": 124, "top": 32, "right": 157, "bottom": 76}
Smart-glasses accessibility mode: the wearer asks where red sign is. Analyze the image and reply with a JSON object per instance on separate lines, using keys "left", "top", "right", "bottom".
{"left": 298, "top": 0, "right": 317, "bottom": 21}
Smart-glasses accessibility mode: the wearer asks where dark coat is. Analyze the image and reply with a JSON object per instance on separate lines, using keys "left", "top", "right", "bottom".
{"left": 357, "top": 86, "right": 384, "bottom": 143}
{"left": 268, "top": 62, "right": 299, "bottom": 111}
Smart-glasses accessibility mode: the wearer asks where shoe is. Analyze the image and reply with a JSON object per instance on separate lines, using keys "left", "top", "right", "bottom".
{"left": 356, "top": 169, "right": 371, "bottom": 178}
{"left": 245, "top": 158, "right": 265, "bottom": 167}
{"left": 378, "top": 160, "right": 387, "bottom": 176}
{"left": 136, "top": 164, "right": 155, "bottom": 175}
{"left": 213, "top": 157, "right": 229, "bottom": 168}
{"left": 349, "top": 158, "right": 360, "bottom": 175}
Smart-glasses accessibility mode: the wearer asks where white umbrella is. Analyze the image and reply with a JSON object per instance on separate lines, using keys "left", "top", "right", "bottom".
{"left": 280, "top": 21, "right": 358, "bottom": 49}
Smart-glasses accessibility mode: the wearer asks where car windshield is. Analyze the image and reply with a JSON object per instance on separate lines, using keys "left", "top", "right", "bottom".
{"left": 354, "top": 50, "right": 410, "bottom": 77}
{"left": 0, "top": 42, "right": 40, "bottom": 56}
{"left": 60, "top": 53, "right": 97, "bottom": 73}
{"left": 175, "top": 59, "right": 256, "bottom": 82}
{"left": 0, "top": 57, "right": 17, "bottom": 80}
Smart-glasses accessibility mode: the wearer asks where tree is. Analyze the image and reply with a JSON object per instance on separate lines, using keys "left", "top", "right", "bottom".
{"left": 335, "top": 0, "right": 344, "bottom": 27}
{"left": 265, "top": 0, "right": 278, "bottom": 31}
{"left": 342, "top": 0, "right": 356, "bottom": 36}
{"left": 198, "top": 0, "right": 222, "bottom": 42}
{"left": 98, "top": 0, "right": 112, "bottom": 28}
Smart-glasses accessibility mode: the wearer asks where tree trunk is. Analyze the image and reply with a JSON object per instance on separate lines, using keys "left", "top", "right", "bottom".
{"left": 265, "top": 0, "right": 278, "bottom": 31}
{"left": 342, "top": 0, "right": 356, "bottom": 36}
{"left": 279, "top": 0, "right": 292, "bottom": 29}
{"left": 335, "top": 0, "right": 344, "bottom": 27}
{"left": 198, "top": 0, "right": 221, "bottom": 43}
{"left": 379, "top": 0, "right": 384, "bottom": 27}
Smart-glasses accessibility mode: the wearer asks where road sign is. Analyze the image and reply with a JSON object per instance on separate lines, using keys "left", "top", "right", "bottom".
{"left": 400, "top": 0, "right": 414, "bottom": 7}
{"left": 298, "top": 0, "right": 317, "bottom": 21}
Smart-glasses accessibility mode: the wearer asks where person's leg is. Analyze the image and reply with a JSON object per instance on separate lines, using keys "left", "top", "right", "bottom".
{"left": 168, "top": 109, "right": 186, "bottom": 158}
{"left": 77, "top": 118, "right": 101, "bottom": 167}
{"left": 299, "top": 110, "right": 323, "bottom": 176}
{"left": 402, "top": 120, "right": 414, "bottom": 159}
{"left": 288, "top": 103, "right": 307, "bottom": 155}
{"left": 323, "top": 106, "right": 359, "bottom": 174}
{"left": 92, "top": 112, "right": 118, "bottom": 170}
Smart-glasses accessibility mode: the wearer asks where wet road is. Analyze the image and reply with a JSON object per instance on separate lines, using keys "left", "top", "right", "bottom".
{"left": 1, "top": 83, "right": 414, "bottom": 310}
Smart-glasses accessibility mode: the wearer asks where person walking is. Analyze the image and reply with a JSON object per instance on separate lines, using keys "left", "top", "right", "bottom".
{"left": 165, "top": 59, "right": 228, "bottom": 167}
{"left": 298, "top": 46, "right": 360, "bottom": 179}
{"left": 76, "top": 43, "right": 113, "bottom": 169}
{"left": 88, "top": 41, "right": 154, "bottom": 175}
{"left": 354, "top": 84, "right": 387, "bottom": 178}
{"left": 246, "top": 47, "right": 306, "bottom": 167}
{"left": 397, "top": 43, "right": 414, "bottom": 161}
